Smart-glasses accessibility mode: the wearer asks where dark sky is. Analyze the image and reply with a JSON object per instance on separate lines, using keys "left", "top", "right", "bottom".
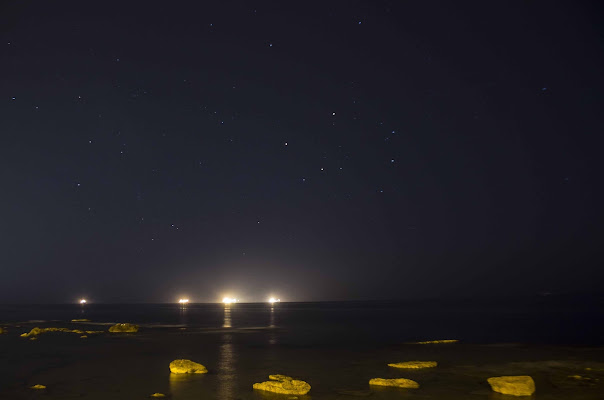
{"left": 1, "top": 1, "right": 603, "bottom": 303}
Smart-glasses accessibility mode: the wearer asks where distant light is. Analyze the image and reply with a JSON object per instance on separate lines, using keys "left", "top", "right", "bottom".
{"left": 178, "top": 298, "right": 189, "bottom": 304}
{"left": 79, "top": 299, "right": 87, "bottom": 304}
{"left": 268, "top": 297, "right": 281, "bottom": 304}
{"left": 223, "top": 297, "right": 237, "bottom": 304}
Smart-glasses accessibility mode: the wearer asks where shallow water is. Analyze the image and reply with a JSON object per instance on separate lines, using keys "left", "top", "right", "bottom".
{"left": 0, "top": 299, "right": 603, "bottom": 399}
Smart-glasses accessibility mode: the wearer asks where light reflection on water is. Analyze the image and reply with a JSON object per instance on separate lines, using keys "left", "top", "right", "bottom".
{"left": 269, "top": 305, "right": 277, "bottom": 345}
{"left": 218, "top": 334, "right": 236, "bottom": 400}
{"left": 223, "top": 305, "right": 232, "bottom": 328}
{"left": 178, "top": 303, "right": 188, "bottom": 325}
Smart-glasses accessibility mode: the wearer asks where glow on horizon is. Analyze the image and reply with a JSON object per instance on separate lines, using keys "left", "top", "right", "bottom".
{"left": 178, "top": 298, "right": 189, "bottom": 304}
{"left": 79, "top": 299, "right": 87, "bottom": 304}
{"left": 268, "top": 297, "right": 281, "bottom": 304}
{"left": 222, "top": 297, "right": 238, "bottom": 304}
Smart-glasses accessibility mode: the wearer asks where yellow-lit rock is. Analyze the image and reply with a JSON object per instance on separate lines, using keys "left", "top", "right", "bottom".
{"left": 71, "top": 319, "right": 91, "bottom": 322}
{"left": 169, "top": 359, "right": 208, "bottom": 374}
{"left": 388, "top": 361, "right": 437, "bottom": 369}
{"left": 415, "top": 339, "right": 458, "bottom": 344}
{"left": 150, "top": 393, "right": 166, "bottom": 397}
{"left": 253, "top": 374, "right": 311, "bottom": 395}
{"left": 487, "top": 376, "right": 535, "bottom": 396}
{"left": 0, "top": 327, "right": 5, "bottom": 334}
{"left": 269, "top": 374, "right": 293, "bottom": 381}
{"left": 21, "top": 327, "right": 102, "bottom": 337}
{"left": 108, "top": 323, "right": 139, "bottom": 333}
{"left": 80, "top": 335, "right": 88, "bottom": 338}
{"left": 369, "top": 378, "right": 419, "bottom": 389}
{"left": 31, "top": 384, "right": 46, "bottom": 390}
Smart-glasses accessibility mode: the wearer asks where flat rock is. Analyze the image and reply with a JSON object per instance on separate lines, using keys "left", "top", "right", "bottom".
{"left": 487, "top": 376, "right": 535, "bottom": 396}
{"left": 388, "top": 361, "right": 437, "bottom": 369}
{"left": 169, "top": 359, "right": 208, "bottom": 374}
{"left": 20, "top": 327, "right": 99, "bottom": 337}
{"left": 369, "top": 378, "right": 419, "bottom": 389}
{"left": 414, "top": 339, "right": 458, "bottom": 344}
{"left": 108, "top": 323, "right": 139, "bottom": 333}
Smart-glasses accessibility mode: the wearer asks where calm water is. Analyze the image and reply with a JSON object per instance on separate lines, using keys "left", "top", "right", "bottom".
{"left": 1, "top": 298, "right": 603, "bottom": 399}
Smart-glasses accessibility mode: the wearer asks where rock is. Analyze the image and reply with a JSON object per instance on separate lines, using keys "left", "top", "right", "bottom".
{"left": 487, "top": 376, "right": 535, "bottom": 396}
{"left": 71, "top": 319, "right": 91, "bottom": 322}
{"left": 253, "top": 374, "right": 311, "bottom": 395}
{"left": 30, "top": 384, "right": 46, "bottom": 390}
{"left": 169, "top": 359, "right": 208, "bottom": 374}
{"left": 108, "top": 323, "right": 139, "bottom": 333}
{"left": 80, "top": 335, "right": 88, "bottom": 338}
{"left": 0, "top": 327, "right": 5, "bottom": 334}
{"left": 21, "top": 327, "right": 43, "bottom": 337}
{"left": 369, "top": 378, "right": 419, "bottom": 389}
{"left": 150, "top": 393, "right": 166, "bottom": 397}
{"left": 388, "top": 361, "right": 437, "bottom": 369}
{"left": 21, "top": 327, "right": 102, "bottom": 337}
{"left": 414, "top": 339, "right": 458, "bottom": 344}
{"left": 269, "top": 374, "right": 293, "bottom": 381}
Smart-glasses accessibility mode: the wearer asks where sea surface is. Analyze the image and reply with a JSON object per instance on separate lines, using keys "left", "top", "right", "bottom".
{"left": 0, "top": 296, "right": 603, "bottom": 399}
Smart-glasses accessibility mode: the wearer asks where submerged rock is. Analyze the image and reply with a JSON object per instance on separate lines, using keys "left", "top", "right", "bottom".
{"left": 487, "top": 376, "right": 535, "bottom": 396}
{"left": 415, "top": 339, "right": 458, "bottom": 344}
{"left": 108, "top": 323, "right": 139, "bottom": 333}
{"left": 253, "top": 374, "right": 311, "bottom": 395}
{"left": 388, "top": 361, "right": 437, "bottom": 369}
{"left": 169, "top": 359, "right": 208, "bottom": 374}
{"left": 369, "top": 378, "right": 419, "bottom": 389}
{"left": 30, "top": 384, "right": 46, "bottom": 390}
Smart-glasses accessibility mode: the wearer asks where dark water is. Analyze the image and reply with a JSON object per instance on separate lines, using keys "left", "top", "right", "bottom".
{"left": 2, "top": 295, "right": 603, "bottom": 345}
{"left": 1, "top": 297, "right": 603, "bottom": 399}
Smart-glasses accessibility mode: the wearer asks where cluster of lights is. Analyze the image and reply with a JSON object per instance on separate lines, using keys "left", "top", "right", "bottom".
{"left": 178, "top": 298, "right": 189, "bottom": 304}
{"left": 269, "top": 297, "right": 281, "bottom": 304}
{"left": 222, "top": 297, "right": 239, "bottom": 304}
{"left": 79, "top": 299, "right": 87, "bottom": 304}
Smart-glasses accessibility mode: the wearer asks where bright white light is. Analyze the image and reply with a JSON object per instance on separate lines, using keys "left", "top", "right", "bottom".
{"left": 178, "top": 298, "right": 189, "bottom": 304}
{"left": 268, "top": 297, "right": 281, "bottom": 304}
{"left": 79, "top": 299, "right": 87, "bottom": 304}
{"left": 222, "top": 297, "right": 237, "bottom": 304}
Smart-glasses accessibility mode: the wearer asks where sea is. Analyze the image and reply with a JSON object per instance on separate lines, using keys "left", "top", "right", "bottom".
{"left": 0, "top": 295, "right": 603, "bottom": 399}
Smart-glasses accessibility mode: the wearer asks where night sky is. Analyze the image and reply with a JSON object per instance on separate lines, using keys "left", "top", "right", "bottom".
{"left": 1, "top": 1, "right": 603, "bottom": 303}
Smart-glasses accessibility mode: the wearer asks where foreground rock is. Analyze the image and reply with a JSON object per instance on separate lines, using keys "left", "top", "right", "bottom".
{"left": 415, "top": 339, "right": 458, "bottom": 344}
{"left": 253, "top": 374, "right": 311, "bottom": 395}
{"left": 369, "top": 378, "right": 419, "bottom": 389}
{"left": 487, "top": 376, "right": 535, "bottom": 396}
{"left": 108, "top": 323, "right": 139, "bottom": 333}
{"left": 388, "top": 361, "right": 437, "bottom": 369}
{"left": 20, "top": 327, "right": 103, "bottom": 337}
{"left": 169, "top": 359, "right": 208, "bottom": 374}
